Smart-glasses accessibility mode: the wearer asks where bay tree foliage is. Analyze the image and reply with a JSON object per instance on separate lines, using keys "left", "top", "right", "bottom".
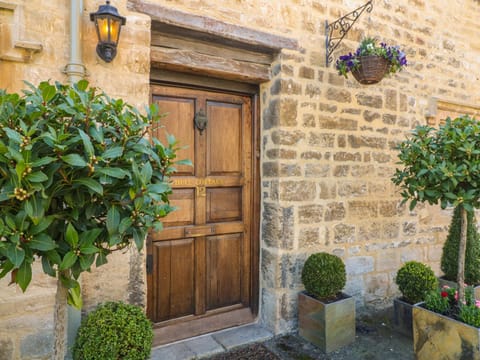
{"left": 392, "top": 115, "right": 480, "bottom": 302}
{"left": 0, "top": 80, "right": 188, "bottom": 307}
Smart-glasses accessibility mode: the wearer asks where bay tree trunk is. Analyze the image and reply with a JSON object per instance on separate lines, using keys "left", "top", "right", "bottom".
{"left": 457, "top": 206, "right": 468, "bottom": 304}
{"left": 53, "top": 275, "right": 68, "bottom": 360}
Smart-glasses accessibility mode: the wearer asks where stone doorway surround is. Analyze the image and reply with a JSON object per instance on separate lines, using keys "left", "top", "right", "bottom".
{"left": 128, "top": 0, "right": 300, "bottom": 339}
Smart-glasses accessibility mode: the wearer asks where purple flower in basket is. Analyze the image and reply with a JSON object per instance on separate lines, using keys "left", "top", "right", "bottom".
{"left": 336, "top": 38, "right": 407, "bottom": 79}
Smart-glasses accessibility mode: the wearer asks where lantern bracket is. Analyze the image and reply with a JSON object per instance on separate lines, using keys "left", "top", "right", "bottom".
{"left": 325, "top": 0, "right": 373, "bottom": 67}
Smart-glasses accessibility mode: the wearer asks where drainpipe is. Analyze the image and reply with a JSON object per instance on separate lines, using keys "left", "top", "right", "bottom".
{"left": 65, "top": 2, "right": 84, "bottom": 358}
{"left": 64, "top": 0, "right": 86, "bottom": 85}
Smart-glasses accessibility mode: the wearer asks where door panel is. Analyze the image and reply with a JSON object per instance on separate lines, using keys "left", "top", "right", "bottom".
{"left": 207, "top": 102, "right": 242, "bottom": 175}
{"left": 152, "top": 239, "right": 195, "bottom": 322}
{"left": 206, "top": 187, "right": 242, "bottom": 223}
{"left": 147, "top": 85, "right": 256, "bottom": 344}
{"left": 206, "top": 234, "right": 242, "bottom": 310}
{"left": 154, "top": 96, "right": 196, "bottom": 176}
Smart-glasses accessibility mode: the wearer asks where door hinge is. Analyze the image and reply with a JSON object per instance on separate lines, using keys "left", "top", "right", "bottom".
{"left": 146, "top": 254, "right": 153, "bottom": 275}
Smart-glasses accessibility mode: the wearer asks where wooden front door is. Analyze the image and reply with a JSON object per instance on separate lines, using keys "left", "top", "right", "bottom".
{"left": 147, "top": 84, "right": 258, "bottom": 345}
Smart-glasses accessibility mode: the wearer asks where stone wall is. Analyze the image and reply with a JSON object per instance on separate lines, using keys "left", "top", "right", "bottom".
{"left": 148, "top": 0, "right": 480, "bottom": 333}
{"left": 2, "top": 0, "right": 480, "bottom": 357}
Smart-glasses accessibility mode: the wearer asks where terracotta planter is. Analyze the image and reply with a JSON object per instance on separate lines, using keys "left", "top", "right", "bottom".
{"left": 438, "top": 277, "right": 480, "bottom": 300}
{"left": 351, "top": 55, "right": 389, "bottom": 85}
{"left": 298, "top": 291, "right": 355, "bottom": 353}
{"left": 413, "top": 304, "right": 480, "bottom": 359}
{"left": 392, "top": 297, "right": 416, "bottom": 338}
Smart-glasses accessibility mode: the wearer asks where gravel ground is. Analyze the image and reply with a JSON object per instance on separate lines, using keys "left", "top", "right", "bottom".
{"left": 204, "top": 307, "right": 414, "bottom": 360}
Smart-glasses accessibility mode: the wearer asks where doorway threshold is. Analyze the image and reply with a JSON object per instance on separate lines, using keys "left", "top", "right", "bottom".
{"left": 150, "top": 323, "right": 273, "bottom": 359}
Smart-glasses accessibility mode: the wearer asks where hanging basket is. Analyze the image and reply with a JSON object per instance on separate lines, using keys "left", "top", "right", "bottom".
{"left": 351, "top": 55, "right": 389, "bottom": 85}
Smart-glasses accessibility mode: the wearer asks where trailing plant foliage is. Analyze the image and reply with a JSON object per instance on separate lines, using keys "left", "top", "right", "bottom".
{"left": 395, "top": 261, "right": 438, "bottom": 304}
{"left": 441, "top": 206, "right": 480, "bottom": 285}
{"left": 0, "top": 81, "right": 188, "bottom": 306}
{"left": 73, "top": 301, "right": 153, "bottom": 360}
{"left": 301, "top": 252, "right": 346, "bottom": 300}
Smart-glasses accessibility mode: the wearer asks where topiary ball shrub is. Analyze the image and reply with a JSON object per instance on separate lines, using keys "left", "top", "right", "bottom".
{"left": 73, "top": 301, "right": 153, "bottom": 360}
{"left": 301, "top": 252, "right": 346, "bottom": 300}
{"left": 395, "top": 261, "right": 438, "bottom": 304}
{"left": 441, "top": 206, "right": 480, "bottom": 285}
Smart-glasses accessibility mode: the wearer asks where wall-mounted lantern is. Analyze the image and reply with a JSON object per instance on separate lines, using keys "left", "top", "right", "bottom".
{"left": 90, "top": 1, "right": 126, "bottom": 63}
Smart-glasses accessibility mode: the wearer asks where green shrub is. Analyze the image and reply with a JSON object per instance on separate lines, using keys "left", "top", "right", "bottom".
{"left": 460, "top": 304, "right": 480, "bottom": 327}
{"left": 441, "top": 206, "right": 480, "bottom": 285}
{"left": 301, "top": 252, "right": 346, "bottom": 299}
{"left": 395, "top": 261, "right": 438, "bottom": 304}
{"left": 73, "top": 302, "right": 153, "bottom": 360}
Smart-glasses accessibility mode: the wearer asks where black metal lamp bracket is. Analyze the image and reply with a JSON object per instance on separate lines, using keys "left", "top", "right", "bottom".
{"left": 325, "top": 0, "right": 373, "bottom": 67}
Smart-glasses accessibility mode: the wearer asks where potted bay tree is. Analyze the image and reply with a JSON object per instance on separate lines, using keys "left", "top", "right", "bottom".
{"left": 0, "top": 80, "right": 188, "bottom": 359}
{"left": 298, "top": 252, "right": 355, "bottom": 353}
{"left": 392, "top": 115, "right": 480, "bottom": 358}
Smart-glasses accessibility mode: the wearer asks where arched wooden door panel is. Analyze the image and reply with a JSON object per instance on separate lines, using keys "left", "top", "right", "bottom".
{"left": 147, "top": 84, "right": 257, "bottom": 345}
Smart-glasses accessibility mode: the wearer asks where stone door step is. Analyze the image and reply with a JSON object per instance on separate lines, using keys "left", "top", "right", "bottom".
{"left": 150, "top": 323, "right": 273, "bottom": 359}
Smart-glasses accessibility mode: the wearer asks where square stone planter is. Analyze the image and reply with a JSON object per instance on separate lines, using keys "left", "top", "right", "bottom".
{"left": 392, "top": 297, "right": 416, "bottom": 338}
{"left": 413, "top": 304, "right": 480, "bottom": 359}
{"left": 298, "top": 291, "right": 355, "bottom": 353}
{"left": 438, "top": 277, "right": 480, "bottom": 300}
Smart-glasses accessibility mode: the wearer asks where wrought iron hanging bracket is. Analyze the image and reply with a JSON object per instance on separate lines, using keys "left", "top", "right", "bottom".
{"left": 325, "top": 0, "right": 373, "bottom": 67}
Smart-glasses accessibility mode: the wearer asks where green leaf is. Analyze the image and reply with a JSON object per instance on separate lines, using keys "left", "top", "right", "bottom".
{"left": 41, "top": 256, "right": 56, "bottom": 277}
{"left": 141, "top": 162, "right": 153, "bottom": 182}
{"left": 40, "top": 83, "right": 56, "bottom": 102}
{"left": 96, "top": 252, "right": 108, "bottom": 267}
{"left": 6, "top": 245, "right": 25, "bottom": 268}
{"left": 59, "top": 251, "right": 78, "bottom": 270}
{"left": 0, "top": 260, "right": 14, "bottom": 279}
{"left": 106, "top": 206, "right": 120, "bottom": 235}
{"left": 67, "top": 283, "right": 83, "bottom": 309}
{"left": 30, "top": 216, "right": 54, "bottom": 235}
{"left": 78, "top": 129, "right": 94, "bottom": 156}
{"left": 76, "top": 79, "right": 89, "bottom": 91}
{"left": 102, "top": 146, "right": 123, "bottom": 160}
{"left": 96, "top": 167, "right": 128, "bottom": 179}
{"left": 31, "top": 157, "right": 56, "bottom": 167}
{"left": 65, "top": 223, "right": 79, "bottom": 248}
{"left": 73, "top": 178, "right": 103, "bottom": 195}
{"left": 132, "top": 228, "right": 146, "bottom": 250}
{"left": 26, "top": 171, "right": 49, "bottom": 182}
{"left": 4, "top": 128, "right": 22, "bottom": 144}
{"left": 16, "top": 260, "right": 32, "bottom": 292}
{"left": 29, "top": 234, "right": 57, "bottom": 251}
{"left": 119, "top": 217, "right": 133, "bottom": 234}
{"left": 147, "top": 183, "right": 170, "bottom": 194}
{"left": 60, "top": 275, "right": 79, "bottom": 289}
{"left": 79, "top": 245, "right": 99, "bottom": 255}
{"left": 61, "top": 154, "right": 88, "bottom": 167}
{"left": 79, "top": 254, "right": 95, "bottom": 270}
{"left": 176, "top": 159, "right": 193, "bottom": 166}
{"left": 78, "top": 228, "right": 102, "bottom": 245}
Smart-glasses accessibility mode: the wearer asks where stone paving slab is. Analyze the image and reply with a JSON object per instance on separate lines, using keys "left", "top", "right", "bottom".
{"left": 150, "top": 324, "right": 274, "bottom": 359}
{"left": 212, "top": 324, "right": 274, "bottom": 350}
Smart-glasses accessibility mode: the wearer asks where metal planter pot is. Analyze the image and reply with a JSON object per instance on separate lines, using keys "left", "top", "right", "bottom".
{"left": 298, "top": 291, "right": 355, "bottom": 353}
{"left": 413, "top": 304, "right": 480, "bottom": 359}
